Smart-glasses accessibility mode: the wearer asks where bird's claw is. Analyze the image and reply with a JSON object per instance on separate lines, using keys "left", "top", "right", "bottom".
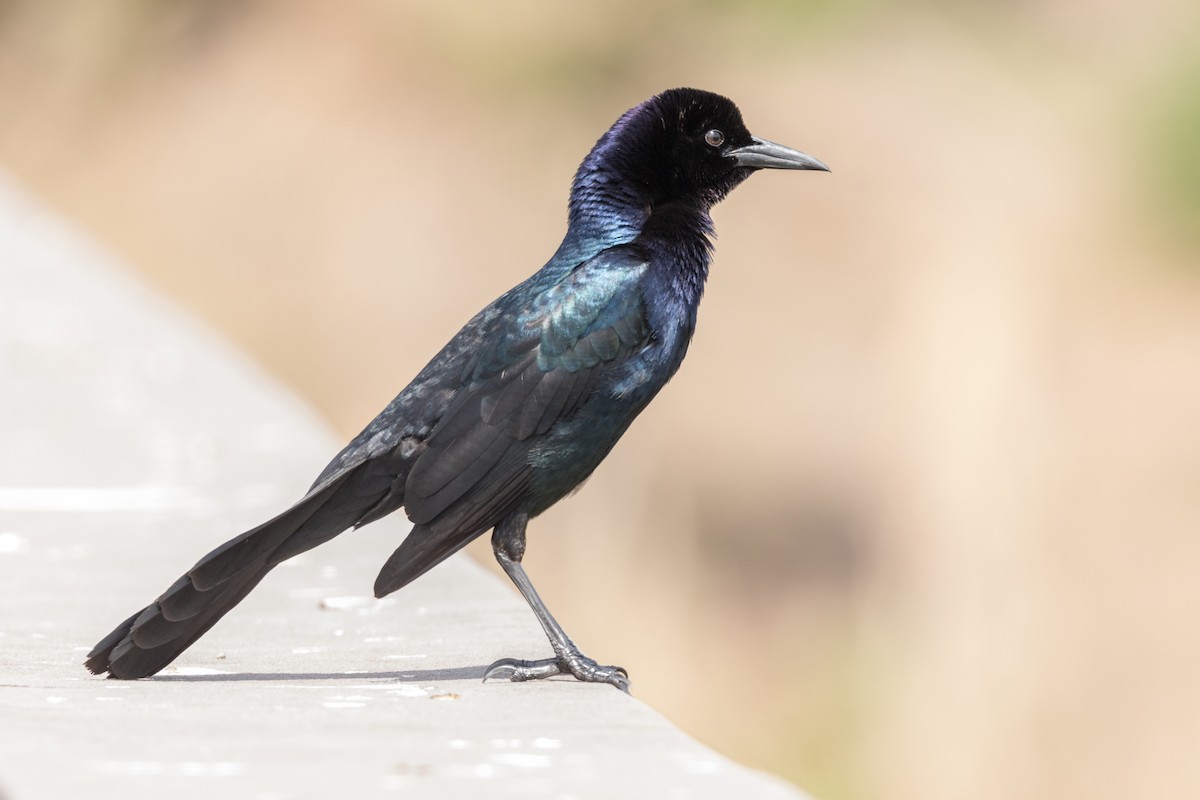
{"left": 483, "top": 657, "right": 562, "bottom": 683}
{"left": 484, "top": 653, "right": 630, "bottom": 692}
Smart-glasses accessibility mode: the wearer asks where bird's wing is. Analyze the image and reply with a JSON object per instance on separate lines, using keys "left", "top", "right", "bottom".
{"left": 372, "top": 249, "right": 651, "bottom": 595}
{"left": 406, "top": 251, "right": 651, "bottom": 527}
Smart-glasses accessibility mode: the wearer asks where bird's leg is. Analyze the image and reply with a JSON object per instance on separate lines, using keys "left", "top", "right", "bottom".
{"left": 483, "top": 512, "right": 630, "bottom": 692}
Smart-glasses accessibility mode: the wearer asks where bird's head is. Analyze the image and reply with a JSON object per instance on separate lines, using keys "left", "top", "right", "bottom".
{"left": 571, "top": 87, "right": 828, "bottom": 226}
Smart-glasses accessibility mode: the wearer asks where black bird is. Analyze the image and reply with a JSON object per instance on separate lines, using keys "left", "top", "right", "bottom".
{"left": 85, "top": 88, "right": 828, "bottom": 690}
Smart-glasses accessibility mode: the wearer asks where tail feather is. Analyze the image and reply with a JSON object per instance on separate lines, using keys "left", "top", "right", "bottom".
{"left": 157, "top": 573, "right": 222, "bottom": 620}
{"left": 85, "top": 469, "right": 363, "bottom": 679}
{"left": 185, "top": 526, "right": 281, "bottom": 592}
{"left": 93, "top": 568, "right": 269, "bottom": 679}
{"left": 373, "top": 467, "right": 528, "bottom": 598}
{"left": 127, "top": 593, "right": 184, "bottom": 649}
{"left": 373, "top": 523, "right": 473, "bottom": 598}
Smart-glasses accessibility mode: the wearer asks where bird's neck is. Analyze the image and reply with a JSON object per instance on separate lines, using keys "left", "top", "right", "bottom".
{"left": 564, "top": 166, "right": 647, "bottom": 253}
{"left": 637, "top": 200, "right": 713, "bottom": 310}
{"left": 566, "top": 170, "right": 713, "bottom": 305}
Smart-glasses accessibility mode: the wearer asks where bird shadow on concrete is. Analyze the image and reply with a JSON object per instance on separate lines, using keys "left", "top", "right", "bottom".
{"left": 147, "top": 665, "right": 488, "bottom": 682}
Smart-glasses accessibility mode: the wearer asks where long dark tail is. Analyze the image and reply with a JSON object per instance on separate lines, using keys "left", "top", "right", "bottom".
{"left": 85, "top": 467, "right": 373, "bottom": 679}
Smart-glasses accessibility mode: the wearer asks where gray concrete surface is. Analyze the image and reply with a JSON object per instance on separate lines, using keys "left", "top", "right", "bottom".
{"left": 0, "top": 176, "right": 811, "bottom": 800}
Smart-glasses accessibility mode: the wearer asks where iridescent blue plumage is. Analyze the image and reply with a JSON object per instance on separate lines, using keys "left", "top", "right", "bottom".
{"left": 85, "top": 88, "right": 828, "bottom": 688}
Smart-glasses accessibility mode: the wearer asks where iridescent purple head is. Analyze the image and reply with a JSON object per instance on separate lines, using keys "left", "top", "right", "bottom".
{"left": 570, "top": 88, "right": 827, "bottom": 232}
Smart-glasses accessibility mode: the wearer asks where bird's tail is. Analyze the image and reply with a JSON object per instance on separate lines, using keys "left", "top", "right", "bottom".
{"left": 85, "top": 471, "right": 361, "bottom": 679}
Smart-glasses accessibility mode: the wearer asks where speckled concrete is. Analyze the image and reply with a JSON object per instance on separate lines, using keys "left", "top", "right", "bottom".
{"left": 0, "top": 176, "right": 810, "bottom": 800}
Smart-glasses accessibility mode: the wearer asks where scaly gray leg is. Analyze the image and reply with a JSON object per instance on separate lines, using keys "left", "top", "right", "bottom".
{"left": 482, "top": 511, "right": 630, "bottom": 692}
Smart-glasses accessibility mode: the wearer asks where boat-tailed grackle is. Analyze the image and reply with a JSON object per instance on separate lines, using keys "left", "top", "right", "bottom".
{"left": 85, "top": 88, "right": 829, "bottom": 691}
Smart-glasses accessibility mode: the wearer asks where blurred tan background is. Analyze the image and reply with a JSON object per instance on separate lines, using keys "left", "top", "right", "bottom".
{"left": 3, "top": 1, "right": 1199, "bottom": 798}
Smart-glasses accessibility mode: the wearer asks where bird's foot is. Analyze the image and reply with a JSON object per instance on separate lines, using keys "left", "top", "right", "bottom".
{"left": 484, "top": 651, "right": 630, "bottom": 693}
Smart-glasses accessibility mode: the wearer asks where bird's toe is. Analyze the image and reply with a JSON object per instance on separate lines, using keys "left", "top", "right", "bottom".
{"left": 560, "top": 653, "right": 631, "bottom": 693}
{"left": 483, "top": 656, "right": 562, "bottom": 683}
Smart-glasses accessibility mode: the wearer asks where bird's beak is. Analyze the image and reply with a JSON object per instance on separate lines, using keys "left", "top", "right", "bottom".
{"left": 729, "top": 136, "right": 830, "bottom": 172}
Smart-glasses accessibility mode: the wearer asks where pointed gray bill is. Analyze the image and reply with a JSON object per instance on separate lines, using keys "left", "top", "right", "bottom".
{"left": 729, "top": 136, "right": 830, "bottom": 171}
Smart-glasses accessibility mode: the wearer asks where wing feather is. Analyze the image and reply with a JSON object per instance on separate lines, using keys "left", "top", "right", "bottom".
{"left": 374, "top": 250, "right": 651, "bottom": 594}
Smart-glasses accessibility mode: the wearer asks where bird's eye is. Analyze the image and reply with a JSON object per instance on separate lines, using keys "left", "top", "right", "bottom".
{"left": 704, "top": 129, "right": 725, "bottom": 148}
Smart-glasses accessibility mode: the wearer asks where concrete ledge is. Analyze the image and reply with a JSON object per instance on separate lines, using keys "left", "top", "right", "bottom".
{"left": 0, "top": 175, "right": 811, "bottom": 799}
